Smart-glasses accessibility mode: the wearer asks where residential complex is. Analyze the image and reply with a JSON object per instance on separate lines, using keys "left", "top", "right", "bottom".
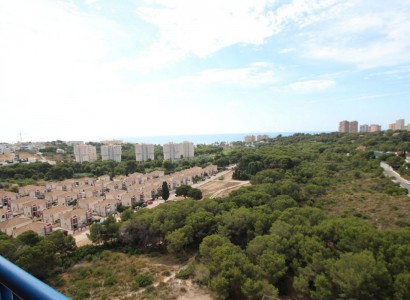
{"left": 135, "top": 143, "right": 154, "bottom": 162}
{"left": 74, "top": 144, "right": 97, "bottom": 163}
{"left": 163, "top": 141, "right": 194, "bottom": 161}
{"left": 101, "top": 144, "right": 122, "bottom": 162}
{"left": 0, "top": 164, "right": 218, "bottom": 237}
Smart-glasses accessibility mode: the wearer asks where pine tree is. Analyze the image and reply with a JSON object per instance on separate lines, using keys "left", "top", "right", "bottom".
{"left": 162, "top": 181, "right": 170, "bottom": 201}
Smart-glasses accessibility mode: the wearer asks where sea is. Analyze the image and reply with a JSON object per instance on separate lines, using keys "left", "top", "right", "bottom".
{"left": 124, "top": 132, "right": 325, "bottom": 145}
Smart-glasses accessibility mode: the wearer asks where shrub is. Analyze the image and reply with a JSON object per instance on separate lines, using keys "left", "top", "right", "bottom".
{"left": 133, "top": 273, "right": 153, "bottom": 289}
{"left": 104, "top": 275, "right": 117, "bottom": 286}
{"left": 176, "top": 265, "right": 194, "bottom": 279}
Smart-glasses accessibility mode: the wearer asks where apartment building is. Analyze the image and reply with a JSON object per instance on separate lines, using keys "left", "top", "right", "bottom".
{"left": 101, "top": 144, "right": 122, "bottom": 162}
{"left": 244, "top": 135, "right": 256, "bottom": 143}
{"left": 74, "top": 144, "right": 97, "bottom": 163}
{"left": 370, "top": 124, "right": 381, "bottom": 132}
{"left": 396, "top": 119, "right": 405, "bottom": 130}
{"left": 349, "top": 121, "right": 358, "bottom": 133}
{"left": 163, "top": 141, "right": 194, "bottom": 161}
{"left": 135, "top": 143, "right": 154, "bottom": 162}
{"left": 360, "top": 124, "right": 369, "bottom": 133}
{"left": 339, "top": 120, "right": 358, "bottom": 133}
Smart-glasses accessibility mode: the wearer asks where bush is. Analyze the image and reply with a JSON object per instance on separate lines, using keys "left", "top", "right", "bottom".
{"left": 68, "top": 282, "right": 91, "bottom": 300}
{"left": 133, "top": 273, "right": 153, "bottom": 289}
{"left": 176, "top": 265, "right": 194, "bottom": 279}
{"left": 104, "top": 275, "right": 117, "bottom": 286}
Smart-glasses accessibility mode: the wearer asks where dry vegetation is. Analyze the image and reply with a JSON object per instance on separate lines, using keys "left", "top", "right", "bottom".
{"left": 318, "top": 178, "right": 410, "bottom": 229}
{"left": 57, "top": 252, "right": 212, "bottom": 300}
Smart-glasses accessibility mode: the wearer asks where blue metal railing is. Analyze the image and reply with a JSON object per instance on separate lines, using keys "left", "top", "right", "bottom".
{"left": 0, "top": 256, "right": 70, "bottom": 300}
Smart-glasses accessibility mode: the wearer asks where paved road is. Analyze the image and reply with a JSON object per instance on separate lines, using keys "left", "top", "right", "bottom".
{"left": 380, "top": 162, "right": 410, "bottom": 195}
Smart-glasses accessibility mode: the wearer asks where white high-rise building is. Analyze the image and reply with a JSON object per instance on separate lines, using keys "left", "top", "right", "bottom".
{"left": 180, "top": 141, "right": 194, "bottom": 158}
{"left": 135, "top": 143, "right": 154, "bottom": 162}
{"left": 360, "top": 124, "right": 369, "bottom": 133}
{"left": 101, "top": 145, "right": 122, "bottom": 162}
{"left": 74, "top": 144, "right": 97, "bottom": 163}
{"left": 163, "top": 141, "right": 194, "bottom": 161}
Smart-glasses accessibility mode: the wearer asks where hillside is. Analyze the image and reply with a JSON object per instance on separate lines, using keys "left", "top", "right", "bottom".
{"left": 1, "top": 131, "right": 410, "bottom": 299}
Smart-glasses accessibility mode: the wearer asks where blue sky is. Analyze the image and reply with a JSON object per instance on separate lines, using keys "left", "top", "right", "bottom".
{"left": 0, "top": 0, "right": 409, "bottom": 143}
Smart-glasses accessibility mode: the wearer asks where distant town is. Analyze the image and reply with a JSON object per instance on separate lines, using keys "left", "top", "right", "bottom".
{"left": 338, "top": 118, "right": 410, "bottom": 133}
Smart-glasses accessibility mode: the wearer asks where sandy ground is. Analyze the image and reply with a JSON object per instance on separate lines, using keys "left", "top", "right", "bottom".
{"left": 72, "top": 227, "right": 93, "bottom": 247}
{"left": 196, "top": 169, "right": 250, "bottom": 198}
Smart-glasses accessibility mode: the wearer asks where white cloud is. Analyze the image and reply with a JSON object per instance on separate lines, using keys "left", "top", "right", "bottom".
{"left": 178, "top": 63, "right": 276, "bottom": 87}
{"left": 288, "top": 80, "right": 335, "bottom": 92}
{"left": 131, "top": 0, "right": 339, "bottom": 70}
{"left": 85, "top": 0, "right": 100, "bottom": 5}
{"left": 300, "top": 1, "right": 410, "bottom": 68}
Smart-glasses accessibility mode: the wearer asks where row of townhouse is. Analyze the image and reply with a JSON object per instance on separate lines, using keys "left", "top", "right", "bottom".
{"left": 0, "top": 217, "right": 52, "bottom": 237}
{"left": 0, "top": 208, "right": 91, "bottom": 237}
{"left": 0, "top": 164, "right": 218, "bottom": 237}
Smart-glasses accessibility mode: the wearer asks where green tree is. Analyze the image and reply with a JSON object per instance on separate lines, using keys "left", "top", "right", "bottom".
{"left": 161, "top": 181, "right": 170, "bottom": 201}
{"left": 175, "top": 185, "right": 191, "bottom": 198}
{"left": 16, "top": 240, "right": 57, "bottom": 280}
{"left": 188, "top": 188, "right": 202, "bottom": 200}
{"left": 394, "top": 273, "right": 410, "bottom": 300}
{"left": 386, "top": 155, "right": 405, "bottom": 170}
{"left": 328, "top": 251, "right": 391, "bottom": 299}
{"left": 17, "top": 231, "right": 43, "bottom": 246}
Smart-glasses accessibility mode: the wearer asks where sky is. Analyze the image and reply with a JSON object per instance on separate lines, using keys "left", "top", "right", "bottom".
{"left": 1, "top": 0, "right": 409, "bottom": 143}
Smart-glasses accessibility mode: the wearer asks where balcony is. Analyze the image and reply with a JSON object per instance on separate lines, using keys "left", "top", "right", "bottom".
{"left": 0, "top": 256, "right": 69, "bottom": 300}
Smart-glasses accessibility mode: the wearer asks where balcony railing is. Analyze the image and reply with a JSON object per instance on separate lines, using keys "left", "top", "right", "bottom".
{"left": 0, "top": 255, "right": 70, "bottom": 300}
